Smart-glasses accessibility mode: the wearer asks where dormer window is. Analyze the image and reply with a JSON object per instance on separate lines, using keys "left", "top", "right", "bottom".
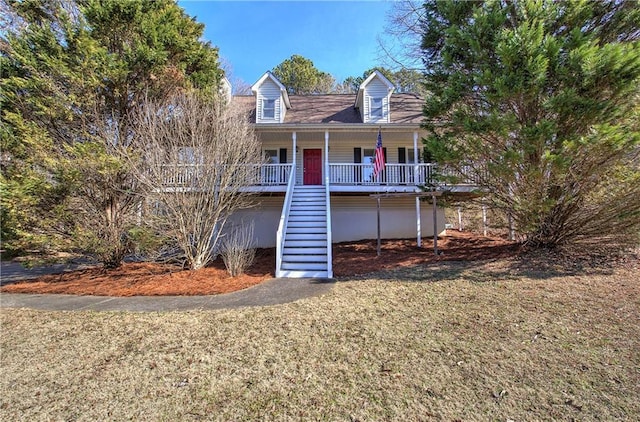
{"left": 355, "top": 70, "right": 395, "bottom": 123}
{"left": 371, "top": 97, "right": 383, "bottom": 119}
{"left": 263, "top": 98, "right": 275, "bottom": 119}
{"left": 251, "top": 72, "right": 291, "bottom": 124}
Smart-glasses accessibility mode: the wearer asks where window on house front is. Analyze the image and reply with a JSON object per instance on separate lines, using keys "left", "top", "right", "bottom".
{"left": 264, "top": 149, "right": 279, "bottom": 164}
{"left": 362, "top": 148, "right": 375, "bottom": 181}
{"left": 370, "top": 97, "right": 383, "bottom": 119}
{"left": 263, "top": 98, "right": 275, "bottom": 119}
{"left": 178, "top": 147, "right": 201, "bottom": 164}
{"left": 407, "top": 148, "right": 417, "bottom": 164}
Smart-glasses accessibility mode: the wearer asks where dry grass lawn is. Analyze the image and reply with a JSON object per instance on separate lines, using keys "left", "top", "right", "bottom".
{"left": 1, "top": 258, "right": 639, "bottom": 421}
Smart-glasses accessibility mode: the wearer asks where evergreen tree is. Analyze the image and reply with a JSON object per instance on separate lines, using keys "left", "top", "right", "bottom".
{"left": 422, "top": 0, "right": 640, "bottom": 249}
{"left": 271, "top": 54, "right": 335, "bottom": 94}
{"left": 1, "top": 0, "right": 222, "bottom": 265}
{"left": 343, "top": 67, "right": 425, "bottom": 95}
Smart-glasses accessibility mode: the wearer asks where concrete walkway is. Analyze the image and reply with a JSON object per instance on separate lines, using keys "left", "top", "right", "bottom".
{"left": 0, "top": 261, "right": 335, "bottom": 312}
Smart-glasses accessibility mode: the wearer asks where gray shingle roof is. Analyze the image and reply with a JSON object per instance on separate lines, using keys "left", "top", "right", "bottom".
{"left": 234, "top": 93, "right": 424, "bottom": 125}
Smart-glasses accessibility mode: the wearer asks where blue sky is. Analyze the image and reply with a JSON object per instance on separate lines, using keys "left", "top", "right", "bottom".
{"left": 178, "top": 1, "right": 394, "bottom": 86}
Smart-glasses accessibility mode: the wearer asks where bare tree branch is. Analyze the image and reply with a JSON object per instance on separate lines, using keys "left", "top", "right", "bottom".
{"left": 129, "top": 93, "right": 263, "bottom": 270}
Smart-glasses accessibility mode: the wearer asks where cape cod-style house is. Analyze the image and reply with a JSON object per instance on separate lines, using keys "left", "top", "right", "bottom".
{"left": 216, "top": 70, "right": 469, "bottom": 278}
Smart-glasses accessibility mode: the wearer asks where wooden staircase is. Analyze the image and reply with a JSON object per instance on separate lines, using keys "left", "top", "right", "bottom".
{"left": 279, "top": 185, "right": 331, "bottom": 278}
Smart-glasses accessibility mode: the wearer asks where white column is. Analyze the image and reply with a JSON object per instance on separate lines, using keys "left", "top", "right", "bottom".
{"left": 508, "top": 213, "right": 515, "bottom": 241}
{"left": 416, "top": 196, "right": 422, "bottom": 247}
{"left": 292, "top": 131, "right": 297, "bottom": 184}
{"left": 413, "top": 131, "right": 419, "bottom": 184}
{"left": 432, "top": 194, "right": 438, "bottom": 255}
{"left": 482, "top": 203, "right": 488, "bottom": 237}
{"left": 324, "top": 130, "right": 329, "bottom": 185}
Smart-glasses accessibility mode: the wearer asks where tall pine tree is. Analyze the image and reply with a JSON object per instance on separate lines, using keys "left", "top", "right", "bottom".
{"left": 422, "top": 0, "right": 640, "bottom": 248}
{"left": 1, "top": 0, "right": 222, "bottom": 265}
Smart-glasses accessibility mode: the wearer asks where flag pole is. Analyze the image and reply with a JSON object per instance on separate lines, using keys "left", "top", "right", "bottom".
{"left": 377, "top": 197, "right": 381, "bottom": 256}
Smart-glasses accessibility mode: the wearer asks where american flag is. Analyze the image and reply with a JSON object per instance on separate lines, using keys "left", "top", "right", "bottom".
{"left": 373, "top": 129, "right": 385, "bottom": 178}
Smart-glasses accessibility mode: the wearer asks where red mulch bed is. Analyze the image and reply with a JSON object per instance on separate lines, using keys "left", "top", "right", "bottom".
{"left": 1, "top": 231, "right": 519, "bottom": 297}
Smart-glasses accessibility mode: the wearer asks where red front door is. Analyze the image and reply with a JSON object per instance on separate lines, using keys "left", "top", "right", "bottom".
{"left": 303, "top": 149, "right": 322, "bottom": 185}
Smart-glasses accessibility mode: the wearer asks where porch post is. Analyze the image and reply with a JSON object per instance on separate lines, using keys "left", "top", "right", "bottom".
{"left": 292, "top": 131, "right": 297, "bottom": 185}
{"left": 377, "top": 197, "right": 381, "bottom": 256}
{"left": 482, "top": 202, "right": 488, "bottom": 236}
{"left": 432, "top": 193, "right": 438, "bottom": 255}
{"left": 416, "top": 196, "right": 422, "bottom": 247}
{"left": 413, "top": 131, "right": 419, "bottom": 184}
{"left": 508, "top": 213, "right": 515, "bottom": 241}
{"left": 324, "top": 130, "right": 329, "bottom": 185}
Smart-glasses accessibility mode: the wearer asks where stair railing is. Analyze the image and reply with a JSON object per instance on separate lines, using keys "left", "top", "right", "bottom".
{"left": 276, "top": 164, "right": 296, "bottom": 277}
{"left": 324, "top": 149, "right": 333, "bottom": 278}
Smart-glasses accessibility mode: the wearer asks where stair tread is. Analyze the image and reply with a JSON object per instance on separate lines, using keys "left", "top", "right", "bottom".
{"left": 285, "top": 241, "right": 327, "bottom": 248}
{"left": 281, "top": 262, "right": 328, "bottom": 270}
{"left": 286, "top": 234, "right": 327, "bottom": 240}
{"left": 283, "top": 247, "right": 327, "bottom": 254}
{"left": 282, "top": 255, "right": 327, "bottom": 263}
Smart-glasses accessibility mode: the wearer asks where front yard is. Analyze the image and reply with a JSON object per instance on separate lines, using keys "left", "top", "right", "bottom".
{"left": 1, "top": 259, "right": 638, "bottom": 420}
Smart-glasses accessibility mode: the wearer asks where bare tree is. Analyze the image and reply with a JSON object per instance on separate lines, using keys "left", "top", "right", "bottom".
{"left": 130, "top": 93, "right": 263, "bottom": 270}
{"left": 219, "top": 56, "right": 253, "bottom": 95}
{"left": 377, "top": 0, "right": 426, "bottom": 71}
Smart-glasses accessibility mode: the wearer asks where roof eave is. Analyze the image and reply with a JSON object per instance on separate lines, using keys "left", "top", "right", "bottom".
{"left": 251, "top": 71, "right": 292, "bottom": 109}
{"left": 251, "top": 123, "right": 424, "bottom": 132}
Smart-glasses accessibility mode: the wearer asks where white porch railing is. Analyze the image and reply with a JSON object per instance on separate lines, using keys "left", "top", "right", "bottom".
{"left": 275, "top": 163, "right": 296, "bottom": 277}
{"left": 260, "top": 164, "right": 293, "bottom": 185}
{"left": 161, "top": 163, "right": 482, "bottom": 188}
{"left": 324, "top": 148, "right": 333, "bottom": 278}
{"left": 329, "top": 163, "right": 437, "bottom": 186}
{"left": 162, "top": 163, "right": 293, "bottom": 186}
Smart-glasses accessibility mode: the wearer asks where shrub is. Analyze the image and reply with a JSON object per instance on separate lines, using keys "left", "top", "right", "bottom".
{"left": 220, "top": 223, "right": 256, "bottom": 277}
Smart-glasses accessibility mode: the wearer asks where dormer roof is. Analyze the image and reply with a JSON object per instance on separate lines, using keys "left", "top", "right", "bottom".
{"left": 234, "top": 93, "right": 423, "bottom": 124}
{"left": 354, "top": 69, "right": 395, "bottom": 108}
{"left": 251, "top": 71, "right": 291, "bottom": 109}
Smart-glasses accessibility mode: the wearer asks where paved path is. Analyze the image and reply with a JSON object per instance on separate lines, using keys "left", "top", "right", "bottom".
{"left": 0, "top": 261, "right": 335, "bottom": 312}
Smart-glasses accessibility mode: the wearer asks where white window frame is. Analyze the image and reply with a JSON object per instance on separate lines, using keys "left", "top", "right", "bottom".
{"left": 362, "top": 147, "right": 376, "bottom": 182}
{"left": 370, "top": 97, "right": 383, "bottom": 119}
{"left": 264, "top": 149, "right": 279, "bottom": 164}
{"left": 262, "top": 98, "right": 276, "bottom": 119}
{"left": 177, "top": 147, "right": 202, "bottom": 164}
{"left": 407, "top": 147, "right": 418, "bottom": 164}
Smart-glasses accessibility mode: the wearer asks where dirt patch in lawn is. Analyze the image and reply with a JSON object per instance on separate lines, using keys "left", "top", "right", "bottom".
{"left": 1, "top": 230, "right": 518, "bottom": 296}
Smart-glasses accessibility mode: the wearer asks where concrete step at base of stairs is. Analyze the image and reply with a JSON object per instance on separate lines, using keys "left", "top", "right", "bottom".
{"left": 278, "top": 270, "right": 329, "bottom": 278}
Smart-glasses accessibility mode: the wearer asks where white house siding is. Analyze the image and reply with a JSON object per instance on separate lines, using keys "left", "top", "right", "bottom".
{"left": 230, "top": 195, "right": 444, "bottom": 248}
{"left": 255, "top": 79, "right": 284, "bottom": 123}
{"left": 364, "top": 79, "right": 391, "bottom": 123}
{"left": 255, "top": 131, "right": 426, "bottom": 185}
{"left": 330, "top": 196, "right": 445, "bottom": 242}
{"left": 326, "top": 132, "right": 420, "bottom": 165}
{"left": 226, "top": 196, "right": 284, "bottom": 248}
